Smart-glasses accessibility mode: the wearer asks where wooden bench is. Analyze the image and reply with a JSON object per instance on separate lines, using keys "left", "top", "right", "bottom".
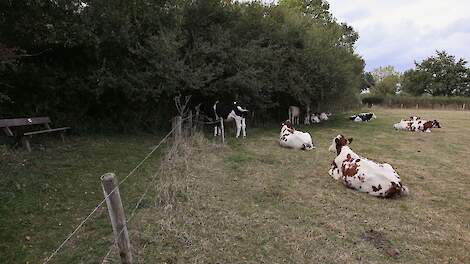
{"left": 0, "top": 117, "right": 70, "bottom": 152}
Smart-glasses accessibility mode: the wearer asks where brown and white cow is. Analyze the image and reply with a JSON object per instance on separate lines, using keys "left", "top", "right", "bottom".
{"left": 328, "top": 134, "right": 409, "bottom": 198}
{"left": 394, "top": 117, "right": 441, "bottom": 132}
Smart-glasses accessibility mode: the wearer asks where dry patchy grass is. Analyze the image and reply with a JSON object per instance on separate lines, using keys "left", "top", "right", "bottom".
{"left": 120, "top": 108, "right": 470, "bottom": 264}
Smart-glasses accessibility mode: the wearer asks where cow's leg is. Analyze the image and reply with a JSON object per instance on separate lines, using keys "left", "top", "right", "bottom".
{"left": 328, "top": 166, "right": 341, "bottom": 180}
{"left": 241, "top": 118, "right": 246, "bottom": 138}
{"left": 235, "top": 118, "right": 242, "bottom": 138}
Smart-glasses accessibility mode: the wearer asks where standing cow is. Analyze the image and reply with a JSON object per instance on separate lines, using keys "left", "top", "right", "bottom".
{"left": 328, "top": 134, "right": 408, "bottom": 198}
{"left": 213, "top": 101, "right": 249, "bottom": 138}
{"left": 288, "top": 106, "right": 301, "bottom": 125}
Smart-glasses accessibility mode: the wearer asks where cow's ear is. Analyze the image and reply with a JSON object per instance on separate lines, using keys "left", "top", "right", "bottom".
{"left": 335, "top": 138, "right": 339, "bottom": 144}
{"left": 348, "top": 138, "right": 353, "bottom": 144}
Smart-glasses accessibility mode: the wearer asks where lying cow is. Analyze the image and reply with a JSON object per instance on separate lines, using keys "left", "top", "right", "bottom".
{"left": 311, "top": 113, "right": 321, "bottom": 124}
{"left": 349, "top": 112, "right": 376, "bottom": 122}
{"left": 393, "top": 118, "right": 441, "bottom": 132}
{"left": 306, "top": 112, "right": 331, "bottom": 125}
{"left": 279, "top": 120, "right": 315, "bottom": 150}
{"left": 213, "top": 101, "right": 249, "bottom": 138}
{"left": 328, "top": 134, "right": 408, "bottom": 198}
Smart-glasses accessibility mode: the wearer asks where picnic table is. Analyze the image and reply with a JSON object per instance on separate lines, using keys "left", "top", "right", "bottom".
{"left": 0, "top": 117, "right": 70, "bottom": 152}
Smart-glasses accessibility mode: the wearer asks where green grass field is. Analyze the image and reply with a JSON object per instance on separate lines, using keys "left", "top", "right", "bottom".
{"left": 1, "top": 108, "right": 469, "bottom": 263}
{"left": 0, "top": 133, "right": 168, "bottom": 263}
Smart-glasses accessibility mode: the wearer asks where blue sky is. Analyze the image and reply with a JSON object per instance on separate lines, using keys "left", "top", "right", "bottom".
{"left": 238, "top": 0, "right": 470, "bottom": 72}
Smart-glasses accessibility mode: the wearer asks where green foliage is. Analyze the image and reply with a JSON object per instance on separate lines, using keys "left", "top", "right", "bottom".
{"left": 361, "top": 94, "right": 470, "bottom": 109}
{"left": 369, "top": 65, "right": 401, "bottom": 96}
{"left": 0, "top": 0, "right": 364, "bottom": 130}
{"left": 361, "top": 72, "right": 375, "bottom": 91}
{"left": 373, "top": 74, "right": 401, "bottom": 95}
{"left": 361, "top": 95, "right": 384, "bottom": 107}
{"left": 402, "top": 51, "right": 470, "bottom": 96}
{"left": 370, "top": 65, "right": 400, "bottom": 83}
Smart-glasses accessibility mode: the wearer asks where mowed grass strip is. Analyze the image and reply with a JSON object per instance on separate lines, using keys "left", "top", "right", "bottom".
{"left": 133, "top": 108, "right": 469, "bottom": 263}
{"left": 0, "top": 133, "right": 167, "bottom": 263}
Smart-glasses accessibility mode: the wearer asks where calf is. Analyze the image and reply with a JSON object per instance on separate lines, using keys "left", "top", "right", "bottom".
{"left": 279, "top": 120, "right": 314, "bottom": 150}
{"left": 288, "top": 106, "right": 301, "bottom": 125}
{"left": 213, "top": 101, "right": 249, "bottom": 138}
{"left": 328, "top": 134, "right": 408, "bottom": 198}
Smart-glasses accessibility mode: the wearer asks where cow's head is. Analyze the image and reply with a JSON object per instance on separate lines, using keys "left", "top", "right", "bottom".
{"left": 281, "top": 120, "right": 294, "bottom": 129}
{"left": 433, "top": 120, "right": 441, "bottom": 128}
{"left": 328, "top": 134, "right": 353, "bottom": 155}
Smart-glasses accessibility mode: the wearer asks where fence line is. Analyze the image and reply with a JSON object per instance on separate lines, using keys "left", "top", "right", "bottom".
{"left": 100, "top": 169, "right": 161, "bottom": 263}
{"left": 42, "top": 127, "right": 176, "bottom": 264}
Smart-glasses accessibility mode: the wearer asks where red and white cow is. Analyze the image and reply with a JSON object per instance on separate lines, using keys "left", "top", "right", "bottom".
{"left": 279, "top": 120, "right": 315, "bottom": 150}
{"left": 328, "top": 134, "right": 408, "bottom": 198}
{"left": 393, "top": 117, "right": 441, "bottom": 132}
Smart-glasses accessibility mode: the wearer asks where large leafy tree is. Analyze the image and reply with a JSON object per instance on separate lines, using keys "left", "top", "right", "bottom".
{"left": 0, "top": 0, "right": 365, "bottom": 130}
{"left": 402, "top": 51, "right": 470, "bottom": 96}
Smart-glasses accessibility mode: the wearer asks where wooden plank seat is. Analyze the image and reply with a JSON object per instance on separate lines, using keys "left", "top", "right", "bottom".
{"left": 0, "top": 117, "right": 70, "bottom": 152}
{"left": 23, "top": 127, "right": 70, "bottom": 136}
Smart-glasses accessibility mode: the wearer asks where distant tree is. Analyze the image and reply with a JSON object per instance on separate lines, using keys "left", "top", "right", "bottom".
{"left": 402, "top": 51, "right": 470, "bottom": 96}
{"left": 401, "top": 69, "right": 430, "bottom": 96}
{"left": 361, "top": 72, "right": 375, "bottom": 91}
{"left": 370, "top": 66, "right": 400, "bottom": 95}
{"left": 370, "top": 65, "right": 399, "bottom": 83}
{"left": 373, "top": 74, "right": 401, "bottom": 95}
{"left": 415, "top": 51, "right": 469, "bottom": 96}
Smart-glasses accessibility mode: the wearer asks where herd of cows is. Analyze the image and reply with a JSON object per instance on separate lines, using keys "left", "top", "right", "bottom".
{"left": 206, "top": 101, "right": 442, "bottom": 198}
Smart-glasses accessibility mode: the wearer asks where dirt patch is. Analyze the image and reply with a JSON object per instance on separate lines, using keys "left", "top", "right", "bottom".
{"left": 361, "top": 229, "right": 400, "bottom": 258}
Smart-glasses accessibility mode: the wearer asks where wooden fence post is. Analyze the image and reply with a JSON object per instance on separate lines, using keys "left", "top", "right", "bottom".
{"left": 172, "top": 116, "right": 182, "bottom": 142}
{"left": 187, "top": 110, "right": 193, "bottom": 136}
{"left": 220, "top": 118, "right": 225, "bottom": 144}
{"left": 416, "top": 104, "right": 419, "bottom": 109}
{"left": 101, "top": 173, "right": 133, "bottom": 264}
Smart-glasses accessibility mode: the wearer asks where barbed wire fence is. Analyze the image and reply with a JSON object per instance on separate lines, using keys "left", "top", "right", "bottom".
{"left": 41, "top": 107, "right": 226, "bottom": 264}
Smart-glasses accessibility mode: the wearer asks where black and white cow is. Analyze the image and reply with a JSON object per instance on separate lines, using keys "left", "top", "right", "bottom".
{"left": 213, "top": 101, "right": 249, "bottom": 138}
{"left": 349, "top": 112, "right": 377, "bottom": 122}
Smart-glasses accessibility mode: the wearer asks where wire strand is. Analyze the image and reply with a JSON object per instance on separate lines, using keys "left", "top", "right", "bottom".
{"left": 42, "top": 128, "right": 175, "bottom": 264}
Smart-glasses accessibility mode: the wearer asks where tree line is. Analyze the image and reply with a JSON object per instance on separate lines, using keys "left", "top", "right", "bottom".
{"left": 364, "top": 51, "right": 470, "bottom": 97}
{"left": 0, "top": 0, "right": 364, "bottom": 131}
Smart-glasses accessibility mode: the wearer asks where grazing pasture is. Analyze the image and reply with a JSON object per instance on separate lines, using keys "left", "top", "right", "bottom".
{"left": 1, "top": 108, "right": 469, "bottom": 263}
{"left": 134, "top": 108, "right": 469, "bottom": 263}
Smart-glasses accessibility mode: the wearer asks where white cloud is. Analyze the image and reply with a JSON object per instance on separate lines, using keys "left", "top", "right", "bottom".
{"left": 328, "top": 0, "right": 470, "bottom": 71}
